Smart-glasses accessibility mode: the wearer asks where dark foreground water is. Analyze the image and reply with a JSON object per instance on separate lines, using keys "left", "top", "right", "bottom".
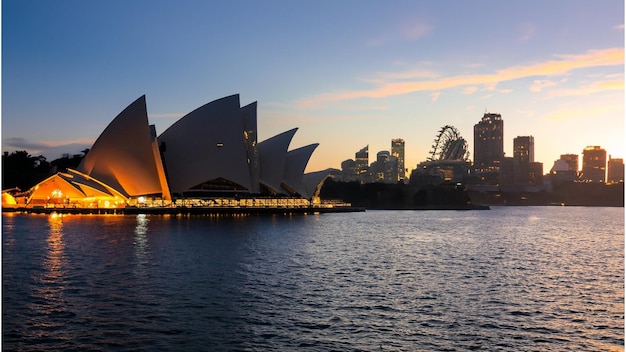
{"left": 3, "top": 207, "right": 624, "bottom": 351}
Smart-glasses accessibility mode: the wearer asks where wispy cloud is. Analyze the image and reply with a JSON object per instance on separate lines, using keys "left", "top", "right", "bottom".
{"left": 431, "top": 92, "right": 441, "bottom": 102}
{"left": 3, "top": 137, "right": 93, "bottom": 159}
{"left": 366, "top": 21, "right": 432, "bottom": 47}
{"left": 518, "top": 23, "right": 537, "bottom": 41}
{"left": 545, "top": 103, "right": 623, "bottom": 121}
{"left": 297, "top": 47, "right": 624, "bottom": 108}
{"left": 546, "top": 79, "right": 624, "bottom": 98}
{"left": 404, "top": 22, "right": 432, "bottom": 40}
{"left": 360, "top": 70, "right": 440, "bottom": 84}
{"left": 529, "top": 79, "right": 559, "bottom": 92}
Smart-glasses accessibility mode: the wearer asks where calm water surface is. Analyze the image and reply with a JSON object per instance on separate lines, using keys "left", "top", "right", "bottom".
{"left": 2, "top": 207, "right": 624, "bottom": 351}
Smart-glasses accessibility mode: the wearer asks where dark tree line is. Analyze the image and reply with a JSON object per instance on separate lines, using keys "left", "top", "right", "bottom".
{"left": 2, "top": 150, "right": 87, "bottom": 191}
{"left": 319, "top": 179, "right": 474, "bottom": 209}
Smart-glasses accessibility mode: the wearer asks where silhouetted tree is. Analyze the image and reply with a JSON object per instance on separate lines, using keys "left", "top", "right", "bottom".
{"left": 50, "top": 153, "right": 84, "bottom": 173}
{"left": 2, "top": 151, "right": 51, "bottom": 190}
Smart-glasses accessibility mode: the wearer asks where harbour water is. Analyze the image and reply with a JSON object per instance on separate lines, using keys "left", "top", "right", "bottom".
{"left": 2, "top": 207, "right": 624, "bottom": 351}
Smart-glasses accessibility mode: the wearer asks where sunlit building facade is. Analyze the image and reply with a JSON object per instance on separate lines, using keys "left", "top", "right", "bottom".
{"left": 559, "top": 154, "right": 579, "bottom": 175}
{"left": 607, "top": 156, "right": 624, "bottom": 183}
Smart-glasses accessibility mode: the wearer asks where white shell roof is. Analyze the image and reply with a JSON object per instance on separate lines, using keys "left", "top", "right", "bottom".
{"left": 282, "top": 144, "right": 319, "bottom": 198}
{"left": 76, "top": 96, "right": 168, "bottom": 198}
{"left": 157, "top": 95, "right": 255, "bottom": 193}
{"left": 258, "top": 128, "right": 298, "bottom": 194}
{"left": 34, "top": 94, "right": 326, "bottom": 200}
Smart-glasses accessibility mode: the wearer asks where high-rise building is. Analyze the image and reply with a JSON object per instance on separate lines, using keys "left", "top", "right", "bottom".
{"left": 355, "top": 145, "right": 369, "bottom": 183}
{"left": 367, "top": 150, "right": 400, "bottom": 184}
{"left": 391, "top": 138, "right": 406, "bottom": 183}
{"left": 528, "top": 162, "right": 543, "bottom": 185}
{"left": 513, "top": 136, "right": 537, "bottom": 184}
{"left": 513, "top": 136, "right": 534, "bottom": 164}
{"left": 559, "top": 154, "right": 579, "bottom": 174}
{"left": 581, "top": 146, "right": 606, "bottom": 183}
{"left": 607, "top": 156, "right": 624, "bottom": 183}
{"left": 372, "top": 151, "right": 390, "bottom": 182}
{"left": 473, "top": 113, "right": 503, "bottom": 173}
{"left": 340, "top": 159, "right": 357, "bottom": 182}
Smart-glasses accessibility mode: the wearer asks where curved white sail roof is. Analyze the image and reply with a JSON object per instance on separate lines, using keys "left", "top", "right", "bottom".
{"left": 27, "top": 168, "right": 128, "bottom": 203}
{"left": 29, "top": 94, "right": 326, "bottom": 202}
{"left": 241, "top": 102, "right": 260, "bottom": 194}
{"left": 157, "top": 95, "right": 255, "bottom": 193}
{"left": 282, "top": 143, "right": 319, "bottom": 198}
{"left": 77, "top": 96, "right": 168, "bottom": 198}
{"left": 258, "top": 128, "right": 297, "bottom": 194}
{"left": 302, "top": 169, "right": 333, "bottom": 200}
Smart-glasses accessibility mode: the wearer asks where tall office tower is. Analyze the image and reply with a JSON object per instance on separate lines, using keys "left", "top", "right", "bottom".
{"left": 473, "top": 113, "right": 504, "bottom": 172}
{"left": 355, "top": 145, "right": 369, "bottom": 183}
{"left": 391, "top": 138, "right": 406, "bottom": 182}
{"left": 340, "top": 159, "right": 357, "bottom": 182}
{"left": 607, "top": 156, "right": 624, "bottom": 183}
{"left": 581, "top": 146, "right": 607, "bottom": 183}
{"left": 372, "top": 151, "right": 390, "bottom": 182}
{"left": 513, "top": 136, "right": 535, "bottom": 184}
{"left": 513, "top": 136, "right": 534, "bottom": 164}
{"left": 559, "top": 154, "right": 579, "bottom": 174}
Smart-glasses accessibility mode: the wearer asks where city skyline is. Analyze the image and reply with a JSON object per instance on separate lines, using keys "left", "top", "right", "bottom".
{"left": 2, "top": 1, "right": 624, "bottom": 173}
{"left": 337, "top": 126, "right": 618, "bottom": 175}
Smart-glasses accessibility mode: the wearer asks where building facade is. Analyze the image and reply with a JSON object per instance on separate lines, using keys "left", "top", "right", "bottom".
{"left": 559, "top": 154, "right": 579, "bottom": 174}
{"left": 581, "top": 146, "right": 607, "bottom": 183}
{"left": 513, "top": 136, "right": 534, "bottom": 164}
{"left": 473, "top": 113, "right": 504, "bottom": 173}
{"left": 607, "top": 156, "right": 624, "bottom": 183}
{"left": 355, "top": 145, "right": 369, "bottom": 183}
{"left": 391, "top": 138, "right": 406, "bottom": 183}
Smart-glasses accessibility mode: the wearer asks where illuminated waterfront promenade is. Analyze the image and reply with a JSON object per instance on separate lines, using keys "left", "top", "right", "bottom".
{"left": 2, "top": 198, "right": 364, "bottom": 215}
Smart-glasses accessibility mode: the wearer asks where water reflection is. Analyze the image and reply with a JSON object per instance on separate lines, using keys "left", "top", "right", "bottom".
{"left": 2, "top": 208, "right": 622, "bottom": 351}
{"left": 2, "top": 212, "right": 17, "bottom": 249}
{"left": 29, "top": 213, "right": 68, "bottom": 319}
{"left": 45, "top": 213, "right": 65, "bottom": 274}
{"left": 134, "top": 214, "right": 150, "bottom": 274}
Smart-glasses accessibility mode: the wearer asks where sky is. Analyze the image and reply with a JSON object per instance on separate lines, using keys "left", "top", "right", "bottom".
{"left": 2, "top": 0, "right": 624, "bottom": 173}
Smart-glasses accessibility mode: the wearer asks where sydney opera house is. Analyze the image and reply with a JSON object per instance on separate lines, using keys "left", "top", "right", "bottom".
{"left": 8, "top": 95, "right": 339, "bottom": 212}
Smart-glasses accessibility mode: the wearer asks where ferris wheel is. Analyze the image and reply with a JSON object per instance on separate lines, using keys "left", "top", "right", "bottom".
{"left": 428, "top": 125, "right": 470, "bottom": 161}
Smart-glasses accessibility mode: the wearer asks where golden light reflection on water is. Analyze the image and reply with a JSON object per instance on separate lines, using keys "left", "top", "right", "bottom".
{"left": 3, "top": 212, "right": 17, "bottom": 248}
{"left": 29, "top": 213, "right": 68, "bottom": 317}
{"left": 44, "top": 213, "right": 66, "bottom": 278}
{"left": 134, "top": 214, "right": 149, "bottom": 265}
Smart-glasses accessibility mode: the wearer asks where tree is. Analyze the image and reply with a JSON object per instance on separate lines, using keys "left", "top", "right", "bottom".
{"left": 2, "top": 151, "right": 51, "bottom": 190}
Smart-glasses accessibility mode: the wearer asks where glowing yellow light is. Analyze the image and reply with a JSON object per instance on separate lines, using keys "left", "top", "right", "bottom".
{"left": 51, "top": 189, "right": 63, "bottom": 198}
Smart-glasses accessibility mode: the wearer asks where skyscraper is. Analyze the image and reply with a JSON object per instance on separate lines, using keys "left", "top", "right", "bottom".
{"left": 473, "top": 113, "right": 503, "bottom": 173}
{"left": 513, "top": 136, "right": 537, "bottom": 184}
{"left": 513, "top": 136, "right": 534, "bottom": 164}
{"left": 391, "top": 138, "right": 406, "bottom": 183}
{"left": 607, "top": 156, "right": 624, "bottom": 183}
{"left": 581, "top": 146, "right": 606, "bottom": 183}
{"left": 355, "top": 145, "right": 369, "bottom": 183}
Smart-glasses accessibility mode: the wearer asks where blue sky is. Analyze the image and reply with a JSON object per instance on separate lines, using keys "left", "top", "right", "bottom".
{"left": 2, "top": 0, "right": 624, "bottom": 172}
